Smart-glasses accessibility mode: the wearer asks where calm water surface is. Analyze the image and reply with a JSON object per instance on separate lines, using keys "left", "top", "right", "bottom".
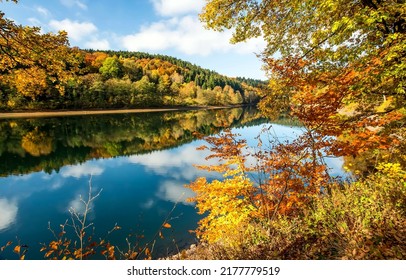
{"left": 0, "top": 107, "right": 345, "bottom": 259}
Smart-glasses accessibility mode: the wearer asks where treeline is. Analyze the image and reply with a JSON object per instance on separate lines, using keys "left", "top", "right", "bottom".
{"left": 0, "top": 47, "right": 264, "bottom": 111}
{"left": 1, "top": 3, "right": 265, "bottom": 111}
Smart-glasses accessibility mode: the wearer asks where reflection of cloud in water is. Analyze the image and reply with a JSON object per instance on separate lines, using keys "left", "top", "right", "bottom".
{"left": 66, "top": 192, "right": 98, "bottom": 221}
{"left": 0, "top": 198, "right": 18, "bottom": 231}
{"left": 141, "top": 199, "right": 155, "bottom": 209}
{"left": 128, "top": 145, "right": 216, "bottom": 180}
{"left": 156, "top": 181, "right": 195, "bottom": 206}
{"left": 68, "top": 198, "right": 86, "bottom": 215}
{"left": 60, "top": 162, "right": 104, "bottom": 178}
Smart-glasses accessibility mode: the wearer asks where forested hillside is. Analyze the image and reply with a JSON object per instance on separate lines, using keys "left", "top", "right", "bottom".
{"left": 0, "top": 6, "right": 264, "bottom": 111}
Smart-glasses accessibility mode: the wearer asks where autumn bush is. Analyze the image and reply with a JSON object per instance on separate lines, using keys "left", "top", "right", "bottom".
{"left": 185, "top": 161, "right": 406, "bottom": 260}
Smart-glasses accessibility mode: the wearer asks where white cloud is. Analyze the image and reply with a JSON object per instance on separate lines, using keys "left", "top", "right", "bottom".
{"left": 49, "top": 19, "right": 97, "bottom": 42}
{"left": 66, "top": 186, "right": 101, "bottom": 219}
{"left": 60, "top": 0, "right": 87, "bottom": 10}
{"left": 156, "top": 180, "right": 195, "bottom": 205}
{"left": 127, "top": 144, "right": 215, "bottom": 181}
{"left": 66, "top": 194, "right": 96, "bottom": 221}
{"left": 122, "top": 16, "right": 265, "bottom": 56}
{"left": 36, "top": 6, "right": 50, "bottom": 17}
{"left": 141, "top": 199, "right": 155, "bottom": 209}
{"left": 0, "top": 198, "right": 18, "bottom": 231}
{"left": 60, "top": 162, "right": 104, "bottom": 178}
{"left": 151, "top": 0, "right": 204, "bottom": 17}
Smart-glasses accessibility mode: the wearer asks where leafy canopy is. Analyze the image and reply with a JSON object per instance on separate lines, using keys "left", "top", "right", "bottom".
{"left": 1, "top": 0, "right": 82, "bottom": 99}
{"left": 201, "top": 0, "right": 405, "bottom": 162}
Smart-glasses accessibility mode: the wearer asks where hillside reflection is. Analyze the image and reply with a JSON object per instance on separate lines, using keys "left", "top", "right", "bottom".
{"left": 0, "top": 107, "right": 266, "bottom": 177}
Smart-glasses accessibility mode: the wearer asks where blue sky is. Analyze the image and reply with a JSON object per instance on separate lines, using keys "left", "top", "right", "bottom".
{"left": 1, "top": 0, "right": 267, "bottom": 79}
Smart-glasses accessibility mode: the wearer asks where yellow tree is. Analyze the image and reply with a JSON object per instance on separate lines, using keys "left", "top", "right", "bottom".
{"left": 1, "top": 0, "right": 82, "bottom": 100}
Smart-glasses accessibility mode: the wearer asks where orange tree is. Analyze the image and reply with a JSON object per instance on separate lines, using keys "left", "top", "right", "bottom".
{"left": 186, "top": 0, "right": 406, "bottom": 253}
{"left": 201, "top": 0, "right": 405, "bottom": 164}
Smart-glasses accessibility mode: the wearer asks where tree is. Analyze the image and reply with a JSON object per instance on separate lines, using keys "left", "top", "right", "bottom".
{"left": 122, "top": 58, "right": 143, "bottom": 82}
{"left": 84, "top": 52, "right": 109, "bottom": 72}
{"left": 1, "top": 1, "right": 81, "bottom": 100}
{"left": 201, "top": 0, "right": 405, "bottom": 163}
{"left": 99, "top": 56, "right": 123, "bottom": 80}
{"left": 185, "top": 0, "right": 406, "bottom": 255}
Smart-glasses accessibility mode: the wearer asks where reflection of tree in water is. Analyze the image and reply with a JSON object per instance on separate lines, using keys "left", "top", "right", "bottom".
{"left": 0, "top": 107, "right": 265, "bottom": 177}
{"left": 21, "top": 129, "right": 54, "bottom": 156}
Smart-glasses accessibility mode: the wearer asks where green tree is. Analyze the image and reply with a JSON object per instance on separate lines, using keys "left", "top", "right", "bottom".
{"left": 99, "top": 56, "right": 123, "bottom": 80}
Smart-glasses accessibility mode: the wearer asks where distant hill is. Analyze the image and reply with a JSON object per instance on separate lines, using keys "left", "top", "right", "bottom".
{"left": 1, "top": 47, "right": 266, "bottom": 111}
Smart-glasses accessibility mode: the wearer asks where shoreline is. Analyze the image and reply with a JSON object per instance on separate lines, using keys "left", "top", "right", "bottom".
{"left": 0, "top": 105, "right": 242, "bottom": 119}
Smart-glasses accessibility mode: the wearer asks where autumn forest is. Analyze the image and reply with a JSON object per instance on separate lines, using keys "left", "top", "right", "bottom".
{"left": 1, "top": 0, "right": 405, "bottom": 260}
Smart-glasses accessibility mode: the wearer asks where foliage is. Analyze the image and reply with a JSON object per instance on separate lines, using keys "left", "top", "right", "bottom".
{"left": 0, "top": 2, "right": 81, "bottom": 101}
{"left": 201, "top": 0, "right": 406, "bottom": 167}
{"left": 185, "top": 160, "right": 406, "bottom": 260}
{"left": 182, "top": 0, "right": 406, "bottom": 260}
{"left": 188, "top": 130, "right": 257, "bottom": 246}
{"left": 187, "top": 126, "right": 333, "bottom": 247}
{"left": 0, "top": 1, "right": 265, "bottom": 111}
{"left": 99, "top": 56, "right": 123, "bottom": 80}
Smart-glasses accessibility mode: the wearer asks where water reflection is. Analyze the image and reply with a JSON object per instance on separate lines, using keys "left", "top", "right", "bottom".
{"left": 0, "top": 198, "right": 17, "bottom": 231}
{"left": 0, "top": 107, "right": 263, "bottom": 177}
{"left": 0, "top": 108, "right": 345, "bottom": 259}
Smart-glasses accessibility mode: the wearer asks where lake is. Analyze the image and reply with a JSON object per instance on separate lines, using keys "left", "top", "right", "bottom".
{"left": 0, "top": 107, "right": 345, "bottom": 259}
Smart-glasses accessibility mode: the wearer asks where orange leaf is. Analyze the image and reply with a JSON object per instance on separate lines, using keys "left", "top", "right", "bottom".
{"left": 13, "top": 245, "right": 21, "bottom": 254}
{"left": 44, "top": 250, "right": 54, "bottom": 258}
{"left": 163, "top": 223, "right": 171, "bottom": 228}
{"left": 145, "top": 247, "right": 151, "bottom": 256}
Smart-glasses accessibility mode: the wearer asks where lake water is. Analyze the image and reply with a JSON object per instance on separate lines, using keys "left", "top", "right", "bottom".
{"left": 0, "top": 107, "right": 345, "bottom": 259}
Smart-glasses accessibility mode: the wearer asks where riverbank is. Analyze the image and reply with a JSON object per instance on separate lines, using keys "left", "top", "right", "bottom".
{"left": 0, "top": 105, "right": 242, "bottom": 119}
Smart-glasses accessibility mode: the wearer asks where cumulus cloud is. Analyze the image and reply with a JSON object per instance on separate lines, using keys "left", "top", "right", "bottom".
{"left": 0, "top": 198, "right": 18, "bottom": 231}
{"left": 49, "top": 19, "right": 97, "bottom": 41}
{"left": 60, "top": 0, "right": 87, "bottom": 10}
{"left": 151, "top": 0, "right": 204, "bottom": 17}
{"left": 60, "top": 162, "right": 104, "bottom": 178}
{"left": 122, "top": 16, "right": 265, "bottom": 56}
